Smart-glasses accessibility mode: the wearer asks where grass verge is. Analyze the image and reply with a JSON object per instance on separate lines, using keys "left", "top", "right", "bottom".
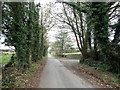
{"left": 2, "top": 57, "right": 47, "bottom": 88}
{"left": 79, "top": 60, "right": 120, "bottom": 88}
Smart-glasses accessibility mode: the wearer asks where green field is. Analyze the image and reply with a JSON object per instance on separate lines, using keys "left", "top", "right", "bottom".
{"left": 2, "top": 51, "right": 15, "bottom": 54}
{"left": 63, "top": 52, "right": 81, "bottom": 55}
{"left": 0, "top": 51, "right": 16, "bottom": 64}
{"left": 0, "top": 54, "right": 12, "bottom": 65}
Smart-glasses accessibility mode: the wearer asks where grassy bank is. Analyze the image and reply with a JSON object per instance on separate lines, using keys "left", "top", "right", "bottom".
{"left": 79, "top": 59, "right": 120, "bottom": 86}
{"left": 2, "top": 57, "right": 47, "bottom": 88}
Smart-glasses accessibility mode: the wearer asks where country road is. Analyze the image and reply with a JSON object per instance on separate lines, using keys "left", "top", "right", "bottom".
{"left": 39, "top": 54, "right": 95, "bottom": 88}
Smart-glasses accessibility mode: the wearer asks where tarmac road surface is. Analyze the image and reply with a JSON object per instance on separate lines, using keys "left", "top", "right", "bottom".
{"left": 39, "top": 54, "right": 94, "bottom": 88}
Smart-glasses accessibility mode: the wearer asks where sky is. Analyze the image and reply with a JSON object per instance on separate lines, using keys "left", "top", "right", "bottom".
{"left": 0, "top": 0, "right": 62, "bottom": 50}
{"left": 0, "top": 36, "right": 15, "bottom": 49}
{"left": 35, "top": 0, "right": 56, "bottom": 4}
{"left": 0, "top": 0, "right": 57, "bottom": 50}
{"left": 0, "top": 0, "right": 117, "bottom": 49}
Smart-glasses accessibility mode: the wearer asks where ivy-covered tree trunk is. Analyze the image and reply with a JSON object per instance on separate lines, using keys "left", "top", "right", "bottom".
{"left": 2, "top": 2, "right": 48, "bottom": 72}
{"left": 91, "top": 2, "right": 109, "bottom": 61}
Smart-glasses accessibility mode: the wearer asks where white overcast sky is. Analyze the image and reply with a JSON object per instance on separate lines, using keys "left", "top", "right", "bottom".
{"left": 0, "top": 0, "right": 58, "bottom": 49}
{"left": 35, "top": 0, "right": 56, "bottom": 4}
{"left": 0, "top": 0, "right": 117, "bottom": 49}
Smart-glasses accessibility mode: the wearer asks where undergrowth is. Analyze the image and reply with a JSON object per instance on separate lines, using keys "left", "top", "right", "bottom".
{"left": 79, "top": 59, "right": 120, "bottom": 85}
{"left": 2, "top": 57, "right": 46, "bottom": 88}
